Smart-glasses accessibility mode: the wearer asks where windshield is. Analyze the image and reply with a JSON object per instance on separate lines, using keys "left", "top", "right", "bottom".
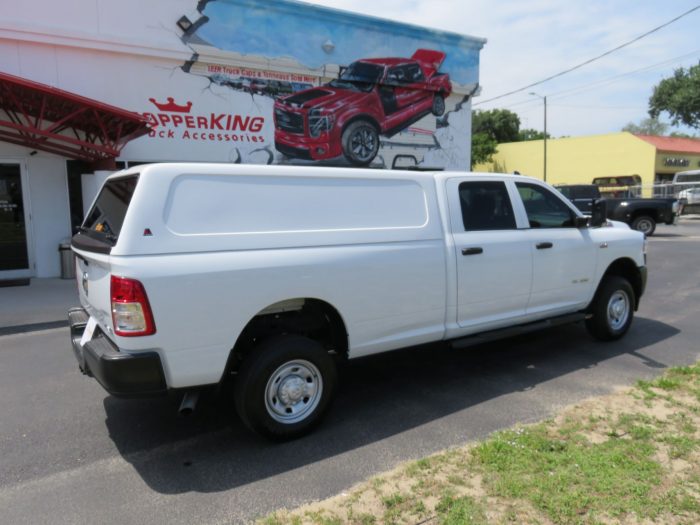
{"left": 328, "top": 61, "right": 383, "bottom": 92}
{"left": 81, "top": 175, "right": 139, "bottom": 245}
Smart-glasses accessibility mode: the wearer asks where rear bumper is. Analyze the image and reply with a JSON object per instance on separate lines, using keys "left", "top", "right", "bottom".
{"left": 68, "top": 307, "right": 166, "bottom": 397}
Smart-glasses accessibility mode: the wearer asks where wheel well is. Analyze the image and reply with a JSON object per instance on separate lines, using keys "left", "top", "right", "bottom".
{"left": 224, "top": 299, "right": 348, "bottom": 377}
{"left": 341, "top": 114, "right": 380, "bottom": 135}
{"left": 598, "top": 258, "right": 643, "bottom": 310}
{"left": 631, "top": 209, "right": 658, "bottom": 221}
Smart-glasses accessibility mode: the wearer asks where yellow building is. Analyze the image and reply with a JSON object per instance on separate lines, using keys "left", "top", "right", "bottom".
{"left": 475, "top": 132, "right": 700, "bottom": 186}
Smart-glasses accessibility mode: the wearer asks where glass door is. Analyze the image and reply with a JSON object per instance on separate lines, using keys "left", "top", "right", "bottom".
{"left": 0, "top": 163, "right": 33, "bottom": 279}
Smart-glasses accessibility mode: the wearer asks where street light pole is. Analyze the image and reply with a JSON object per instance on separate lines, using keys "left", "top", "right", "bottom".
{"left": 529, "top": 92, "right": 547, "bottom": 182}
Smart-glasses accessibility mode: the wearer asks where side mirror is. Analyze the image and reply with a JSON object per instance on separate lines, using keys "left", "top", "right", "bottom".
{"left": 590, "top": 199, "right": 607, "bottom": 227}
{"left": 574, "top": 216, "right": 589, "bottom": 228}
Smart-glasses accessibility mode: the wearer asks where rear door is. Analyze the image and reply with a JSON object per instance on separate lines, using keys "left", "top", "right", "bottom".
{"left": 447, "top": 178, "right": 533, "bottom": 330}
{"left": 513, "top": 181, "right": 597, "bottom": 314}
{"left": 72, "top": 174, "right": 140, "bottom": 331}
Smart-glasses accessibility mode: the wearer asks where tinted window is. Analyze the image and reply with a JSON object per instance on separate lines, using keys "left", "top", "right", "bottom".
{"left": 339, "top": 61, "right": 384, "bottom": 84}
{"left": 516, "top": 182, "right": 574, "bottom": 228}
{"left": 575, "top": 186, "right": 599, "bottom": 199}
{"left": 82, "top": 175, "right": 139, "bottom": 244}
{"left": 557, "top": 186, "right": 573, "bottom": 198}
{"left": 458, "top": 181, "right": 516, "bottom": 231}
{"left": 405, "top": 64, "right": 425, "bottom": 82}
{"left": 676, "top": 173, "right": 700, "bottom": 183}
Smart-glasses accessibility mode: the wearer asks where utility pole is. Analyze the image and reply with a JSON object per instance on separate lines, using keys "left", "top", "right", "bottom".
{"left": 529, "top": 92, "right": 547, "bottom": 182}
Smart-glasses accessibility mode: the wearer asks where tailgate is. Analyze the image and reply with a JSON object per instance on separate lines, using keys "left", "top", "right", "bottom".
{"left": 74, "top": 248, "right": 113, "bottom": 334}
{"left": 71, "top": 173, "right": 141, "bottom": 334}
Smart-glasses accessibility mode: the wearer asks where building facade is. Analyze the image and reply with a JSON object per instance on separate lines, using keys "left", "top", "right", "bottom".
{"left": 476, "top": 132, "right": 700, "bottom": 186}
{"left": 0, "top": 0, "right": 485, "bottom": 280}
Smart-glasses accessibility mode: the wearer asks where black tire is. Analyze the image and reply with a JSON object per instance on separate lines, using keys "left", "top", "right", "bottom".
{"left": 233, "top": 334, "right": 337, "bottom": 440}
{"left": 432, "top": 94, "right": 445, "bottom": 116}
{"left": 341, "top": 120, "right": 379, "bottom": 166}
{"left": 631, "top": 215, "right": 656, "bottom": 236}
{"left": 585, "top": 276, "right": 635, "bottom": 341}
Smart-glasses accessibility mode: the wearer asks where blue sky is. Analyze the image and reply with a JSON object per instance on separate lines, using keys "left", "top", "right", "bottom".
{"left": 302, "top": 0, "right": 700, "bottom": 138}
{"left": 198, "top": 0, "right": 483, "bottom": 86}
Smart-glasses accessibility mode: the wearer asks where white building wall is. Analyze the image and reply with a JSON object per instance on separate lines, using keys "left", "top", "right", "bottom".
{"left": 26, "top": 156, "right": 72, "bottom": 277}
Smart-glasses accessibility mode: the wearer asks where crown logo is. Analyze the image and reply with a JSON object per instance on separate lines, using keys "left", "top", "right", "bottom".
{"left": 149, "top": 97, "right": 192, "bottom": 113}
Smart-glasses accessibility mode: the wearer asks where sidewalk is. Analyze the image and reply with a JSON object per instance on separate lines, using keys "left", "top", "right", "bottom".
{"left": 0, "top": 278, "right": 79, "bottom": 331}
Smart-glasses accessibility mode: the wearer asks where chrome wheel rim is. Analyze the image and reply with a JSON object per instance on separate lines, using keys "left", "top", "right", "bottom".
{"left": 265, "top": 360, "right": 323, "bottom": 424}
{"left": 636, "top": 219, "right": 653, "bottom": 234}
{"left": 607, "top": 290, "right": 630, "bottom": 331}
{"left": 350, "top": 127, "right": 377, "bottom": 162}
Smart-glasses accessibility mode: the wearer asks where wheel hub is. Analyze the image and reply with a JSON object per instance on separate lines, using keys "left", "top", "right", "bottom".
{"left": 277, "top": 375, "right": 306, "bottom": 405}
{"left": 264, "top": 359, "right": 323, "bottom": 424}
{"left": 607, "top": 291, "right": 630, "bottom": 330}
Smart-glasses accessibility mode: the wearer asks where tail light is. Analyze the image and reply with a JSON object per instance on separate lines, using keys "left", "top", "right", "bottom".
{"left": 110, "top": 275, "right": 156, "bottom": 336}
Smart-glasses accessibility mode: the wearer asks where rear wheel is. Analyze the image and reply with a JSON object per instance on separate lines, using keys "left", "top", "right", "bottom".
{"left": 233, "top": 334, "right": 337, "bottom": 440}
{"left": 432, "top": 94, "right": 445, "bottom": 116}
{"left": 631, "top": 215, "right": 656, "bottom": 236}
{"left": 585, "top": 276, "right": 635, "bottom": 341}
{"left": 341, "top": 120, "right": 379, "bottom": 166}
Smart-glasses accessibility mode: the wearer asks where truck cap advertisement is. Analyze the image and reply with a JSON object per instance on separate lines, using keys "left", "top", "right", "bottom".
{"left": 132, "top": 0, "right": 485, "bottom": 169}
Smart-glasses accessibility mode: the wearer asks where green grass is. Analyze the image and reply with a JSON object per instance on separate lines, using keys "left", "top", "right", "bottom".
{"left": 436, "top": 494, "right": 487, "bottom": 525}
{"left": 473, "top": 424, "right": 662, "bottom": 523}
{"left": 259, "top": 363, "right": 700, "bottom": 525}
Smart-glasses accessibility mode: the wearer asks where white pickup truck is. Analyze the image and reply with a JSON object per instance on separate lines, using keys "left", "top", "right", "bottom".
{"left": 69, "top": 164, "right": 647, "bottom": 439}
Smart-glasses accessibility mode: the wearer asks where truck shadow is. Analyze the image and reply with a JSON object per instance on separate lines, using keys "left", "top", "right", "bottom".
{"left": 104, "top": 316, "right": 679, "bottom": 494}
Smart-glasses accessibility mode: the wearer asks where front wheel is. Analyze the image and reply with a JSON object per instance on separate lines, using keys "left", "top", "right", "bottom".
{"left": 631, "top": 215, "right": 656, "bottom": 236}
{"left": 233, "top": 334, "right": 337, "bottom": 440}
{"left": 341, "top": 120, "right": 379, "bottom": 166}
{"left": 585, "top": 276, "right": 635, "bottom": 341}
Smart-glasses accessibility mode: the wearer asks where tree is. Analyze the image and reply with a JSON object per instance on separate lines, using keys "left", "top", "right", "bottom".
{"left": 471, "top": 109, "right": 520, "bottom": 167}
{"left": 472, "top": 109, "right": 521, "bottom": 143}
{"left": 518, "top": 128, "right": 551, "bottom": 141}
{"left": 669, "top": 131, "right": 699, "bottom": 139}
{"left": 471, "top": 132, "right": 498, "bottom": 166}
{"left": 648, "top": 62, "right": 700, "bottom": 129}
{"left": 622, "top": 117, "right": 668, "bottom": 136}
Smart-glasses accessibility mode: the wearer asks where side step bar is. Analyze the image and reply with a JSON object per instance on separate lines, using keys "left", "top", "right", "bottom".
{"left": 450, "top": 312, "right": 587, "bottom": 350}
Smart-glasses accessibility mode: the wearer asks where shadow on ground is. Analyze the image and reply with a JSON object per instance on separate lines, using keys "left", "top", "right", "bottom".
{"left": 104, "top": 316, "right": 678, "bottom": 494}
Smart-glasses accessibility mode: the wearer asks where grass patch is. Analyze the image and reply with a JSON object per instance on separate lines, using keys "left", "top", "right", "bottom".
{"left": 259, "top": 362, "right": 700, "bottom": 525}
{"left": 436, "top": 494, "right": 487, "bottom": 524}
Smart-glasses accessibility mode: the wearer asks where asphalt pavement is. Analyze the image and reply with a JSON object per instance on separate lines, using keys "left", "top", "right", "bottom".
{"left": 1, "top": 219, "right": 699, "bottom": 524}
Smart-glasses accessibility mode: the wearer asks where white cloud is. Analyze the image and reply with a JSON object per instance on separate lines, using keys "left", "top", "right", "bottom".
{"left": 306, "top": 0, "right": 700, "bottom": 136}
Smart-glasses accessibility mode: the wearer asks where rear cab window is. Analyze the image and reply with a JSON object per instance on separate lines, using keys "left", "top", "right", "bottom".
{"left": 72, "top": 174, "right": 139, "bottom": 253}
{"left": 458, "top": 181, "right": 516, "bottom": 231}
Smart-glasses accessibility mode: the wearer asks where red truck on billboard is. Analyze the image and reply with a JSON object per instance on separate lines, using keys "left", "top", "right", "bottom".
{"left": 273, "top": 49, "right": 451, "bottom": 165}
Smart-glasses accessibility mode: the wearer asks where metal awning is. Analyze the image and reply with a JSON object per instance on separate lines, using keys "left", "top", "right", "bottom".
{"left": 0, "top": 71, "right": 151, "bottom": 161}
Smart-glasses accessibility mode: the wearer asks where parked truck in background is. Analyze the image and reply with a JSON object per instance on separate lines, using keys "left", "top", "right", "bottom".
{"left": 556, "top": 183, "right": 680, "bottom": 236}
{"left": 69, "top": 165, "right": 647, "bottom": 439}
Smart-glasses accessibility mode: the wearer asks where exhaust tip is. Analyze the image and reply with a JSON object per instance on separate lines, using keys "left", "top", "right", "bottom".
{"left": 178, "top": 391, "right": 199, "bottom": 416}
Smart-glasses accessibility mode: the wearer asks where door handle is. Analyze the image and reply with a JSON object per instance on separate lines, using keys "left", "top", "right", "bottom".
{"left": 461, "top": 247, "right": 484, "bottom": 256}
{"left": 536, "top": 242, "right": 553, "bottom": 250}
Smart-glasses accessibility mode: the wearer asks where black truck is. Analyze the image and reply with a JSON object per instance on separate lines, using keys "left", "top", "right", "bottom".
{"left": 556, "top": 184, "right": 680, "bottom": 236}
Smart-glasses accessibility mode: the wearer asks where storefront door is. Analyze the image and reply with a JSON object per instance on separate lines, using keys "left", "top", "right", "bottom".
{"left": 0, "top": 162, "right": 34, "bottom": 279}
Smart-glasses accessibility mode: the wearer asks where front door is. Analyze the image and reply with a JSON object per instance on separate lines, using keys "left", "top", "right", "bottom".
{"left": 513, "top": 181, "right": 597, "bottom": 314}
{"left": 0, "top": 162, "right": 33, "bottom": 279}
